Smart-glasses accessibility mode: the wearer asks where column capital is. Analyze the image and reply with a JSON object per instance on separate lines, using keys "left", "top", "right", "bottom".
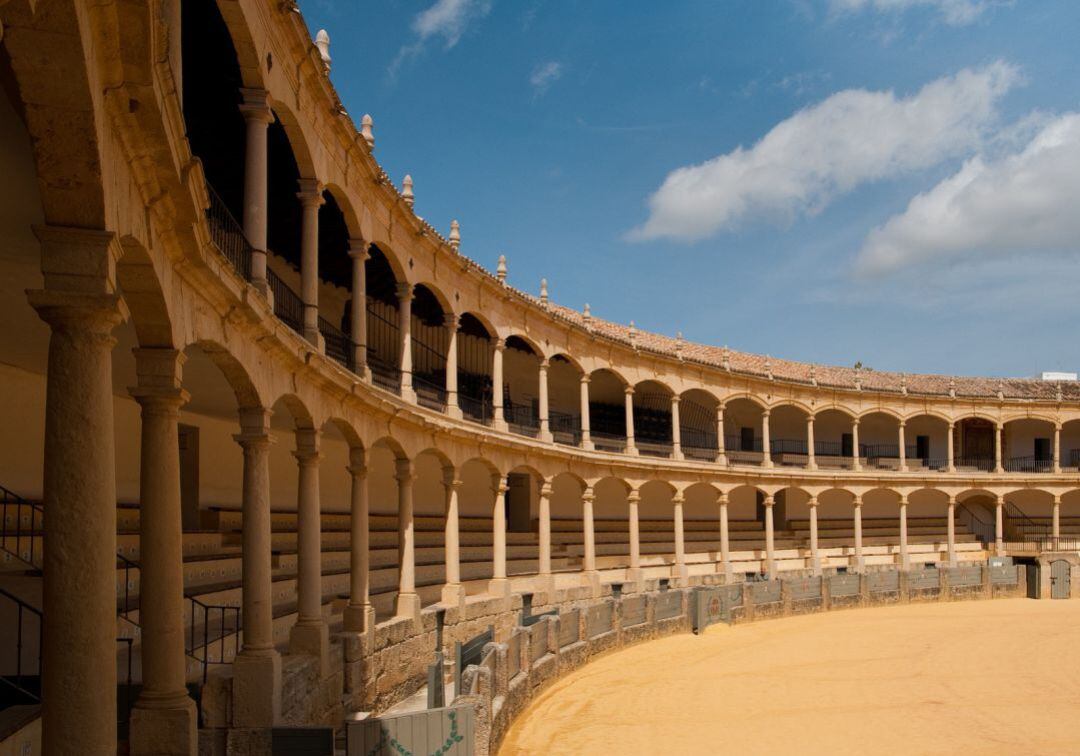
{"left": 395, "top": 282, "right": 414, "bottom": 302}
{"left": 293, "top": 428, "right": 321, "bottom": 463}
{"left": 763, "top": 495, "right": 774, "bottom": 506}
{"left": 539, "top": 482, "right": 553, "bottom": 498}
{"left": 442, "top": 465, "right": 460, "bottom": 488}
{"left": 348, "top": 445, "right": 366, "bottom": 470}
{"left": 762, "top": 409, "right": 771, "bottom": 419}
{"left": 347, "top": 238, "right": 371, "bottom": 260}
{"left": 580, "top": 373, "right": 591, "bottom": 385}
{"left": 947, "top": 494, "right": 957, "bottom": 505}
{"left": 898, "top": 496, "right": 908, "bottom": 506}
{"left": 582, "top": 487, "right": 595, "bottom": 503}
{"left": 852, "top": 495, "right": 862, "bottom": 507}
{"left": 129, "top": 384, "right": 189, "bottom": 413}
{"left": 624, "top": 385, "right": 635, "bottom": 396}
{"left": 494, "top": 338, "right": 506, "bottom": 352}
{"left": 444, "top": 312, "right": 459, "bottom": 330}
{"left": 670, "top": 394, "right": 680, "bottom": 405}
{"left": 236, "top": 407, "right": 272, "bottom": 444}
{"left": 627, "top": 489, "right": 641, "bottom": 504}
{"left": 672, "top": 491, "right": 685, "bottom": 504}
{"left": 296, "top": 178, "right": 325, "bottom": 207}
{"left": 347, "top": 464, "right": 368, "bottom": 479}
{"left": 539, "top": 358, "right": 550, "bottom": 370}
{"left": 395, "top": 457, "right": 414, "bottom": 482}
{"left": 717, "top": 492, "right": 729, "bottom": 505}
{"left": 238, "top": 88, "right": 274, "bottom": 123}
{"left": 808, "top": 496, "right": 818, "bottom": 507}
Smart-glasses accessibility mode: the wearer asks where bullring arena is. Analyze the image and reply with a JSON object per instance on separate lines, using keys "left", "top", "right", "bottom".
{"left": 0, "top": 1, "right": 1078, "bottom": 755}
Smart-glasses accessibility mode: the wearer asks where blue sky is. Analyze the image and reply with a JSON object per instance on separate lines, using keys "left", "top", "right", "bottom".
{"left": 300, "top": 0, "right": 1080, "bottom": 378}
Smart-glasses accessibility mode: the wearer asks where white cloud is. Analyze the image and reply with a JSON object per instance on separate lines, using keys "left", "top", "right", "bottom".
{"left": 529, "top": 61, "right": 563, "bottom": 95}
{"left": 856, "top": 113, "right": 1080, "bottom": 275}
{"left": 390, "top": 0, "right": 492, "bottom": 75}
{"left": 830, "top": 0, "right": 993, "bottom": 25}
{"left": 629, "top": 61, "right": 1019, "bottom": 242}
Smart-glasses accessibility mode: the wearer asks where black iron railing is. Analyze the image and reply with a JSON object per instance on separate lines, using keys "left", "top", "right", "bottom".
{"left": 1004, "top": 455, "right": 1054, "bottom": 473}
{"left": 954, "top": 456, "right": 996, "bottom": 472}
{"left": 505, "top": 404, "right": 539, "bottom": 437}
{"left": 116, "top": 636, "right": 135, "bottom": 739}
{"left": 266, "top": 268, "right": 305, "bottom": 335}
{"left": 725, "top": 435, "right": 763, "bottom": 453}
{"left": 459, "top": 392, "right": 493, "bottom": 426}
{"left": 680, "top": 427, "right": 717, "bottom": 459}
{"left": 187, "top": 596, "right": 241, "bottom": 685}
{"left": 318, "top": 316, "right": 355, "bottom": 371}
{"left": 0, "top": 587, "right": 42, "bottom": 704}
{"left": 205, "top": 184, "right": 252, "bottom": 280}
{"left": 769, "top": 438, "right": 807, "bottom": 456}
{"left": 591, "top": 431, "right": 626, "bottom": 453}
{"left": 549, "top": 411, "right": 582, "bottom": 446}
{"left": 413, "top": 374, "right": 447, "bottom": 411}
{"left": 116, "top": 553, "right": 141, "bottom": 622}
{"left": 0, "top": 485, "right": 42, "bottom": 569}
{"left": 957, "top": 504, "right": 995, "bottom": 548}
{"left": 637, "top": 440, "right": 673, "bottom": 458}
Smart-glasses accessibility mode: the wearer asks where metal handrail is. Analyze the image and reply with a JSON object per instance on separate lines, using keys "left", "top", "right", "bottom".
{"left": 413, "top": 373, "right": 448, "bottom": 411}
{"left": 205, "top": 183, "right": 252, "bottom": 280}
{"left": 0, "top": 587, "right": 42, "bottom": 703}
{"left": 0, "top": 484, "right": 42, "bottom": 569}
{"left": 266, "top": 268, "right": 305, "bottom": 335}
{"left": 1004, "top": 455, "right": 1055, "bottom": 473}
{"left": 187, "top": 595, "right": 241, "bottom": 684}
{"left": 957, "top": 504, "right": 995, "bottom": 548}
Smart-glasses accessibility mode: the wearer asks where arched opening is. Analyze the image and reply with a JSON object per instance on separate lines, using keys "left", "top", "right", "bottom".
{"left": 638, "top": 480, "right": 675, "bottom": 569}
{"left": 724, "top": 398, "right": 765, "bottom": 466}
{"left": 904, "top": 414, "right": 950, "bottom": 472}
{"left": 457, "top": 458, "right": 500, "bottom": 593}
{"left": 1061, "top": 421, "right": 1080, "bottom": 471}
{"left": 1002, "top": 418, "right": 1056, "bottom": 473}
{"left": 768, "top": 404, "right": 809, "bottom": 466}
{"left": 683, "top": 483, "right": 720, "bottom": 563}
{"left": 633, "top": 380, "right": 673, "bottom": 457}
{"left": 503, "top": 336, "right": 541, "bottom": 437}
{"left": 814, "top": 408, "right": 856, "bottom": 469}
{"left": 679, "top": 390, "right": 719, "bottom": 461}
{"left": 314, "top": 190, "right": 355, "bottom": 369}
{"left": 457, "top": 314, "right": 494, "bottom": 424}
{"left": 955, "top": 417, "right": 997, "bottom": 472}
{"left": 410, "top": 285, "right": 449, "bottom": 410}
{"left": 365, "top": 245, "right": 403, "bottom": 391}
{"left": 857, "top": 411, "right": 902, "bottom": 470}
{"left": 548, "top": 355, "right": 583, "bottom": 446}
{"left": 588, "top": 369, "right": 627, "bottom": 452}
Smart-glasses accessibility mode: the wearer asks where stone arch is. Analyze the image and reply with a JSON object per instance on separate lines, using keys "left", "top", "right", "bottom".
{"left": 117, "top": 235, "right": 177, "bottom": 349}
{"left": 321, "top": 415, "right": 364, "bottom": 450}
{"left": 269, "top": 392, "right": 316, "bottom": 430}
{"left": 267, "top": 98, "right": 319, "bottom": 181}
{"left": 323, "top": 182, "right": 363, "bottom": 236}
{"left": 187, "top": 338, "right": 263, "bottom": 410}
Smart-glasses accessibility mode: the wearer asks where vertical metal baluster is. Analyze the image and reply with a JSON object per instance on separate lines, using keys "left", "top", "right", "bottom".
{"left": 16, "top": 602, "right": 23, "bottom": 692}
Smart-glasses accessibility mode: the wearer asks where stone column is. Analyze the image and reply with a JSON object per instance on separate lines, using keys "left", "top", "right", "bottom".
{"left": 240, "top": 88, "right": 273, "bottom": 293}
{"left": 806, "top": 415, "right": 817, "bottom": 470}
{"left": 444, "top": 314, "right": 461, "bottom": 417}
{"left": 762, "top": 410, "right": 773, "bottom": 468}
{"left": 290, "top": 428, "right": 329, "bottom": 673}
{"left": 672, "top": 491, "right": 687, "bottom": 579}
{"left": 348, "top": 239, "right": 369, "bottom": 378}
{"left": 946, "top": 495, "right": 957, "bottom": 567}
{"left": 624, "top": 385, "right": 637, "bottom": 454}
{"left": 538, "top": 359, "right": 551, "bottom": 442}
{"left": 716, "top": 404, "right": 727, "bottom": 465}
{"left": 898, "top": 495, "right": 910, "bottom": 570}
{"left": 997, "top": 494, "right": 1007, "bottom": 556}
{"left": 233, "top": 407, "right": 280, "bottom": 727}
{"left": 490, "top": 474, "right": 510, "bottom": 597}
{"left": 343, "top": 448, "right": 372, "bottom": 632}
{"left": 898, "top": 421, "right": 907, "bottom": 472}
{"left": 297, "top": 179, "right": 324, "bottom": 345}
{"left": 441, "top": 469, "right": 464, "bottom": 606}
{"left": 580, "top": 374, "right": 592, "bottom": 449}
{"left": 763, "top": 495, "right": 776, "bottom": 576}
{"left": 129, "top": 349, "right": 196, "bottom": 754}
{"left": 808, "top": 496, "right": 821, "bottom": 576}
{"left": 397, "top": 283, "right": 415, "bottom": 402}
{"left": 852, "top": 418, "right": 862, "bottom": 471}
{"left": 671, "top": 395, "right": 683, "bottom": 460}
{"left": 28, "top": 227, "right": 129, "bottom": 755}
{"left": 492, "top": 338, "right": 506, "bottom": 430}
{"left": 1053, "top": 423, "right": 1062, "bottom": 474}
{"left": 538, "top": 480, "right": 552, "bottom": 580}
{"left": 947, "top": 422, "right": 956, "bottom": 472}
{"left": 718, "top": 492, "right": 732, "bottom": 579}
{"left": 582, "top": 486, "right": 599, "bottom": 593}
{"left": 1052, "top": 495, "right": 1061, "bottom": 550}
{"left": 994, "top": 422, "right": 1004, "bottom": 473}
{"left": 853, "top": 495, "right": 864, "bottom": 573}
{"left": 627, "top": 489, "right": 642, "bottom": 583}
{"left": 395, "top": 458, "right": 421, "bottom": 618}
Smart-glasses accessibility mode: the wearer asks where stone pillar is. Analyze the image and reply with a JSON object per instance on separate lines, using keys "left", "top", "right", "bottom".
{"left": 1054, "top": 423, "right": 1062, "bottom": 474}
{"left": 997, "top": 494, "right": 1007, "bottom": 556}
{"left": 343, "top": 449, "right": 372, "bottom": 632}
{"left": 762, "top": 410, "right": 773, "bottom": 468}
{"left": 808, "top": 496, "right": 821, "bottom": 576}
{"left": 763, "top": 495, "right": 776, "bottom": 576}
{"left": 716, "top": 404, "right": 727, "bottom": 464}
{"left": 582, "top": 486, "right": 599, "bottom": 593}
{"left": 442, "top": 469, "right": 464, "bottom": 606}
{"left": 718, "top": 492, "right": 731, "bottom": 579}
{"left": 240, "top": 88, "right": 273, "bottom": 293}
{"left": 898, "top": 496, "right": 910, "bottom": 571}
{"left": 672, "top": 491, "right": 687, "bottom": 580}
{"left": 395, "top": 458, "right": 421, "bottom": 618}
{"left": 538, "top": 359, "right": 551, "bottom": 442}
{"left": 947, "top": 422, "right": 956, "bottom": 472}
{"left": 28, "top": 227, "right": 129, "bottom": 755}
{"left": 806, "top": 415, "right": 817, "bottom": 470}
{"left": 538, "top": 481, "right": 552, "bottom": 579}
{"left": 898, "top": 421, "right": 907, "bottom": 472}
{"left": 994, "top": 422, "right": 1004, "bottom": 473}
{"left": 853, "top": 495, "right": 864, "bottom": 573}
{"left": 671, "top": 395, "right": 683, "bottom": 460}
{"left": 492, "top": 338, "right": 506, "bottom": 430}
{"left": 627, "top": 489, "right": 642, "bottom": 583}
{"left": 946, "top": 496, "right": 957, "bottom": 567}
{"left": 1052, "top": 495, "right": 1061, "bottom": 550}
{"left": 129, "top": 349, "right": 197, "bottom": 755}
{"left": 397, "top": 283, "right": 415, "bottom": 402}
{"left": 490, "top": 474, "right": 510, "bottom": 597}
{"left": 444, "top": 314, "right": 460, "bottom": 417}
{"left": 348, "top": 239, "right": 369, "bottom": 378}
{"left": 624, "top": 385, "right": 637, "bottom": 454}
{"left": 297, "top": 179, "right": 324, "bottom": 345}
{"left": 852, "top": 418, "right": 862, "bottom": 471}
{"left": 580, "top": 374, "right": 592, "bottom": 449}
{"left": 233, "top": 407, "right": 280, "bottom": 727}
{"left": 290, "top": 428, "right": 329, "bottom": 673}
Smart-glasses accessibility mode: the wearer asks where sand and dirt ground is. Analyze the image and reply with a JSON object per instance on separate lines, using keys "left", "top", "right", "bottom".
{"left": 499, "top": 599, "right": 1080, "bottom": 755}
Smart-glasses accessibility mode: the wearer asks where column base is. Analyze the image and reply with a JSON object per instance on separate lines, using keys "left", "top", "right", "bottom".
{"left": 401, "top": 385, "right": 417, "bottom": 404}
{"left": 446, "top": 404, "right": 463, "bottom": 420}
{"left": 252, "top": 277, "right": 271, "bottom": 302}
{"left": 539, "top": 430, "right": 554, "bottom": 444}
{"left": 809, "top": 556, "right": 822, "bottom": 576}
{"left": 231, "top": 651, "right": 281, "bottom": 728}
{"left": 672, "top": 563, "right": 689, "bottom": 583}
{"left": 130, "top": 695, "right": 197, "bottom": 756}
{"left": 624, "top": 567, "right": 644, "bottom": 589}
{"left": 851, "top": 556, "right": 866, "bottom": 573}
{"left": 289, "top": 620, "right": 330, "bottom": 676}
{"left": 581, "top": 570, "right": 601, "bottom": 597}
{"left": 441, "top": 582, "right": 466, "bottom": 608}
{"left": 487, "top": 577, "right": 511, "bottom": 598}
{"left": 531, "top": 574, "right": 556, "bottom": 598}
{"left": 493, "top": 419, "right": 508, "bottom": 432}
{"left": 395, "top": 591, "right": 422, "bottom": 621}
{"left": 343, "top": 603, "right": 376, "bottom": 633}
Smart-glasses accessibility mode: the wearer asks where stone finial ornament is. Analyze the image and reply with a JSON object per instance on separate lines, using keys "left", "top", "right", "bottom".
{"left": 628, "top": 320, "right": 637, "bottom": 346}
{"left": 810, "top": 364, "right": 817, "bottom": 387}
{"left": 854, "top": 365, "right": 862, "bottom": 391}
{"left": 900, "top": 373, "right": 907, "bottom": 395}
{"left": 1057, "top": 382, "right": 1063, "bottom": 403}
{"left": 722, "top": 346, "right": 730, "bottom": 372}
{"left": 997, "top": 381, "right": 1005, "bottom": 401}
{"left": 583, "top": 303, "right": 592, "bottom": 330}
{"left": 360, "top": 114, "right": 374, "bottom": 147}
{"left": 948, "top": 378, "right": 956, "bottom": 399}
{"left": 539, "top": 278, "right": 548, "bottom": 309}
{"left": 765, "top": 356, "right": 773, "bottom": 381}
{"left": 449, "top": 220, "right": 460, "bottom": 251}
{"left": 675, "top": 332, "right": 685, "bottom": 360}
{"left": 315, "top": 29, "right": 331, "bottom": 71}
{"left": 496, "top": 254, "right": 507, "bottom": 284}
{"left": 401, "top": 175, "right": 414, "bottom": 207}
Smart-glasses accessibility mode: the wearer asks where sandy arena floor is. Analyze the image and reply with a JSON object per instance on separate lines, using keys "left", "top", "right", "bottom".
{"left": 499, "top": 599, "right": 1080, "bottom": 755}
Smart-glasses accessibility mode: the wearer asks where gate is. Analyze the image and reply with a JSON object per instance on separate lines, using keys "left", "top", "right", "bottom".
{"left": 347, "top": 705, "right": 475, "bottom": 756}
{"left": 1051, "top": 560, "right": 1071, "bottom": 599}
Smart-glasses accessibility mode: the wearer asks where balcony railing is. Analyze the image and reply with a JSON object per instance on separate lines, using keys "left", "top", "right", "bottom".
{"left": 1004, "top": 456, "right": 1055, "bottom": 473}
{"left": 953, "top": 456, "right": 995, "bottom": 472}
{"left": 413, "top": 374, "right": 447, "bottom": 412}
{"left": 637, "top": 440, "right": 673, "bottom": 458}
{"left": 459, "top": 393, "right": 493, "bottom": 426}
{"left": 318, "top": 316, "right": 354, "bottom": 372}
{"left": 505, "top": 405, "right": 540, "bottom": 438}
{"left": 369, "top": 355, "right": 402, "bottom": 394}
{"left": 550, "top": 411, "right": 582, "bottom": 446}
{"left": 266, "top": 268, "right": 305, "bottom": 335}
{"left": 591, "top": 431, "right": 626, "bottom": 453}
{"left": 206, "top": 184, "right": 252, "bottom": 280}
